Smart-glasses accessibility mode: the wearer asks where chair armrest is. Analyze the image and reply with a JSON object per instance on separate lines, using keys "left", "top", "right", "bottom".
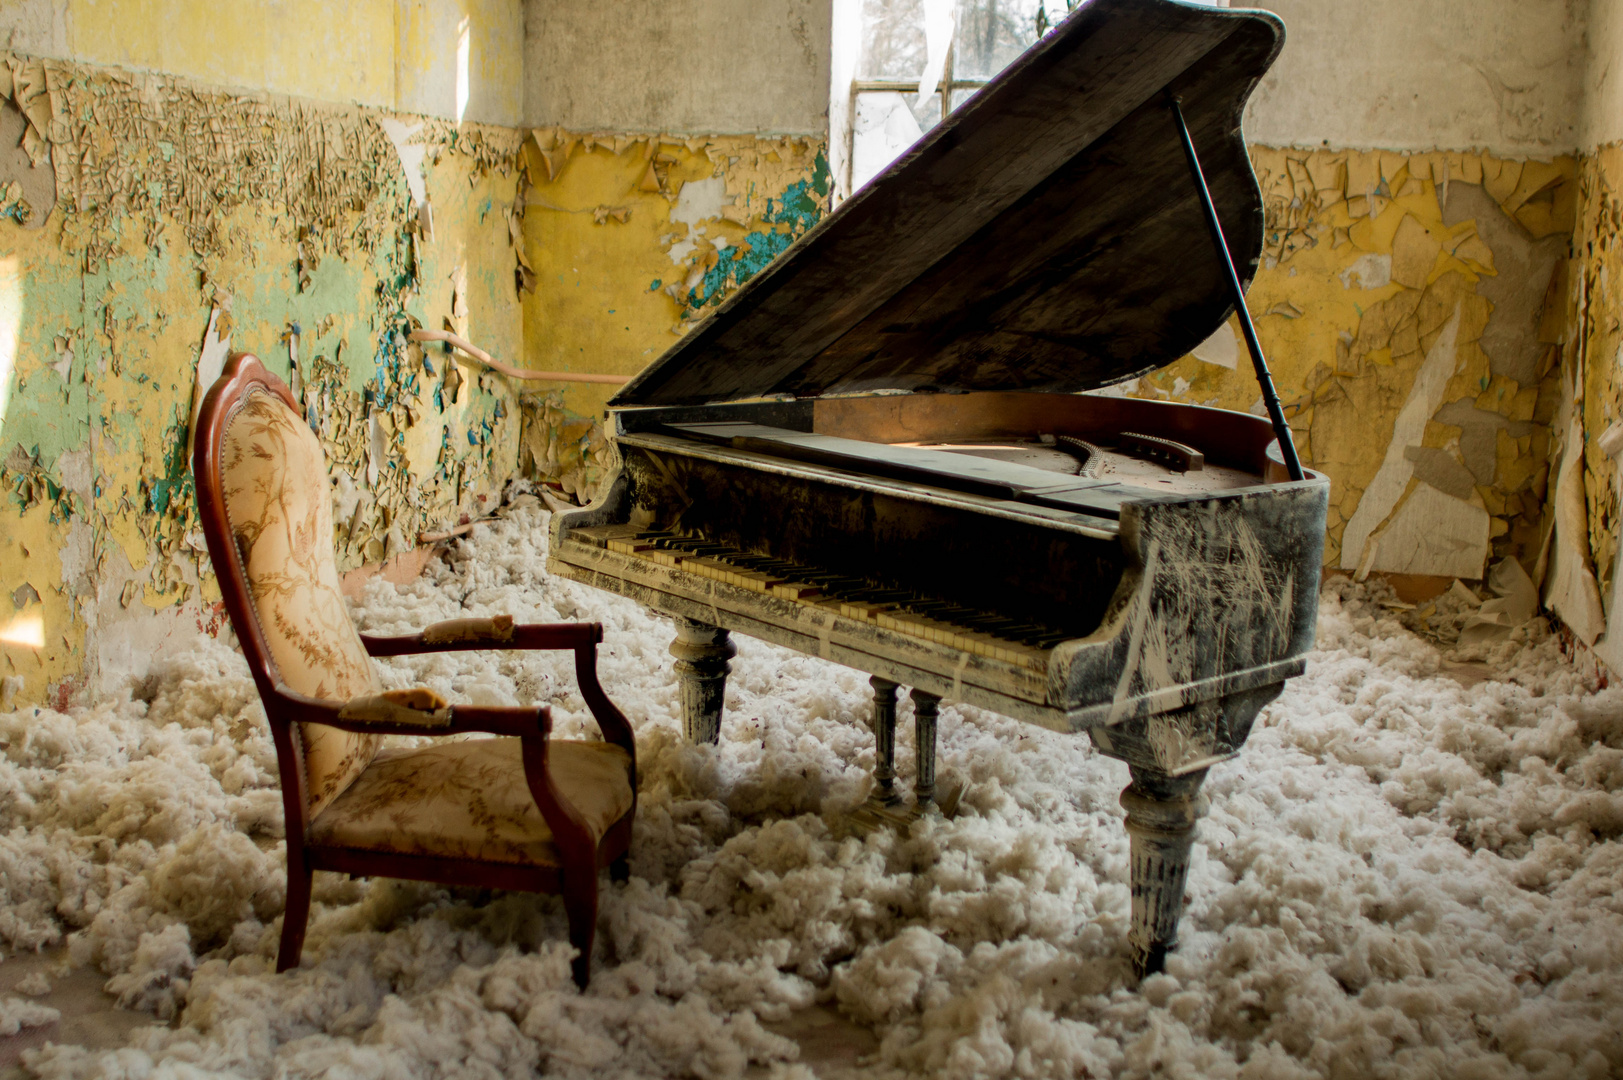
{"left": 360, "top": 619, "right": 635, "bottom": 766}
{"left": 269, "top": 682, "right": 550, "bottom": 739}
{"left": 361, "top": 617, "right": 601, "bottom": 656}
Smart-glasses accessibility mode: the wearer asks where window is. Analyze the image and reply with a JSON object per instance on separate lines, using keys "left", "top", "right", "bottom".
{"left": 829, "top": 0, "right": 1227, "bottom": 201}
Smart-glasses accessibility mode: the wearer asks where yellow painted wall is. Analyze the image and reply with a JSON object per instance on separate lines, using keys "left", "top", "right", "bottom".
{"left": 65, "top": 0, "right": 395, "bottom": 106}
{"left": 0, "top": 0, "right": 523, "bottom": 124}
{"left": 512, "top": 139, "right": 1569, "bottom": 588}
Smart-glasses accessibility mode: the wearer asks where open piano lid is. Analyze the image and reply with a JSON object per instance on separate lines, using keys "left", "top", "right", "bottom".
{"left": 612, "top": 0, "right": 1284, "bottom": 409}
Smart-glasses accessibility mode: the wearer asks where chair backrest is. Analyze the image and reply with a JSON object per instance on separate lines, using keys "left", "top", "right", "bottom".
{"left": 193, "top": 353, "right": 381, "bottom": 819}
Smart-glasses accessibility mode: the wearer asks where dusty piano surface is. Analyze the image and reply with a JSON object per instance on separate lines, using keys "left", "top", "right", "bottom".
{"left": 548, "top": 0, "right": 1328, "bottom": 975}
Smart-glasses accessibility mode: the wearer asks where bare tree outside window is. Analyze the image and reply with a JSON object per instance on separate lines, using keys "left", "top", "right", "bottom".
{"left": 846, "top": 0, "right": 1068, "bottom": 193}
{"left": 953, "top": 0, "right": 1047, "bottom": 80}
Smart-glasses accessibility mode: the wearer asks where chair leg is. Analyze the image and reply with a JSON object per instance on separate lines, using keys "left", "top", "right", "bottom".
{"left": 278, "top": 859, "right": 313, "bottom": 973}
{"left": 563, "top": 867, "right": 599, "bottom": 989}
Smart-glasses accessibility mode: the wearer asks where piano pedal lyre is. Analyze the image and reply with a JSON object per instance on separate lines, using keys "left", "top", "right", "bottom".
{"left": 838, "top": 681, "right": 963, "bottom": 838}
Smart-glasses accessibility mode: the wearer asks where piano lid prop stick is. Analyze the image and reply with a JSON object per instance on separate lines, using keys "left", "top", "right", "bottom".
{"left": 1167, "top": 97, "right": 1305, "bottom": 483}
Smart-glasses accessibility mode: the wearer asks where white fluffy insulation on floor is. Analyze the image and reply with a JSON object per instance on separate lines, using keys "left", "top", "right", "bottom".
{"left": 2, "top": 505, "right": 1623, "bottom": 1079}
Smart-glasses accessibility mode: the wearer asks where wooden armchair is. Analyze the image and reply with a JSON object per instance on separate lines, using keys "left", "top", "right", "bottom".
{"left": 191, "top": 352, "right": 635, "bottom": 988}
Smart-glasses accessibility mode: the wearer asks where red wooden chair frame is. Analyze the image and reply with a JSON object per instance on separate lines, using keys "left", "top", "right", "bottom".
{"left": 192, "top": 352, "right": 635, "bottom": 987}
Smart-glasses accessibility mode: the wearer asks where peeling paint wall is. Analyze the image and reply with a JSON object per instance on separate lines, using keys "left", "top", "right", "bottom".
{"left": 0, "top": 53, "right": 529, "bottom": 708}
{"left": 1562, "top": 148, "right": 1623, "bottom": 659}
{"left": 4, "top": 0, "right": 1601, "bottom": 699}
{"left": 1532, "top": 0, "right": 1623, "bottom": 666}
{"left": 1116, "top": 148, "right": 1572, "bottom": 585}
{"left": 1220, "top": 0, "right": 1623, "bottom": 667}
{"left": 0, "top": 1, "right": 835, "bottom": 710}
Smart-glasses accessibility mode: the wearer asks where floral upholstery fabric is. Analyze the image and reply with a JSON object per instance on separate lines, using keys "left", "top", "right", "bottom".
{"left": 308, "top": 738, "right": 634, "bottom": 866}
{"left": 220, "top": 387, "right": 382, "bottom": 818}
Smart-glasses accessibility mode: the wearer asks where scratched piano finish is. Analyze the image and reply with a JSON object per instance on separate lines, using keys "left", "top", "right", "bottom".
{"left": 548, "top": 0, "right": 1329, "bottom": 977}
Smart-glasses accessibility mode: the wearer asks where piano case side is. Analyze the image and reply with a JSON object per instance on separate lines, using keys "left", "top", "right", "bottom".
{"left": 1054, "top": 475, "right": 1329, "bottom": 756}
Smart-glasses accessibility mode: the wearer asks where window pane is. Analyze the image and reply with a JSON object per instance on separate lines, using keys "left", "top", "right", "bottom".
{"left": 952, "top": 0, "right": 1047, "bottom": 80}
{"left": 859, "top": 0, "right": 928, "bottom": 79}
{"left": 852, "top": 91, "right": 940, "bottom": 190}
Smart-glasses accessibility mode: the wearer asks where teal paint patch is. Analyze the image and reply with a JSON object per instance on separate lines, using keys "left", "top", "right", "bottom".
{"left": 2, "top": 445, "right": 81, "bottom": 522}
{"left": 680, "top": 152, "right": 831, "bottom": 317}
{"left": 142, "top": 407, "right": 195, "bottom": 529}
{"left": 649, "top": 279, "right": 661, "bottom": 290}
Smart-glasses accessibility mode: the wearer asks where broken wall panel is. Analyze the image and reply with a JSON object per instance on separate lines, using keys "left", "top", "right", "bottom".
{"left": 1565, "top": 144, "right": 1623, "bottom": 665}
{"left": 0, "top": 54, "right": 528, "bottom": 709}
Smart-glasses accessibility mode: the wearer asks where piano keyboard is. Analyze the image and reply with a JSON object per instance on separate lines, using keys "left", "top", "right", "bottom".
{"left": 567, "top": 524, "right": 1070, "bottom": 667}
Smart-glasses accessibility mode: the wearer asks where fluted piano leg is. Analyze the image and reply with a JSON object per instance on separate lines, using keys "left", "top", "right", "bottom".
{"left": 669, "top": 617, "right": 735, "bottom": 744}
{"left": 910, "top": 689, "right": 939, "bottom": 808}
{"left": 870, "top": 676, "right": 902, "bottom": 805}
{"left": 1120, "top": 765, "right": 1208, "bottom": 976}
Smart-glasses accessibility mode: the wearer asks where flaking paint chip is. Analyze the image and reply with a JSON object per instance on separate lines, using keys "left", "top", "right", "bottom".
{"left": 1390, "top": 215, "right": 1442, "bottom": 290}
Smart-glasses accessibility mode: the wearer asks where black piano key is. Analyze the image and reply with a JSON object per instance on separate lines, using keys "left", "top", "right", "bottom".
{"left": 820, "top": 576, "right": 872, "bottom": 592}
{"left": 961, "top": 615, "right": 1019, "bottom": 632}
{"left": 852, "top": 589, "right": 912, "bottom": 604}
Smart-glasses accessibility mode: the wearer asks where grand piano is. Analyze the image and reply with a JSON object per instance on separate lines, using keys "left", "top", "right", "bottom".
{"left": 547, "top": 0, "right": 1328, "bottom": 975}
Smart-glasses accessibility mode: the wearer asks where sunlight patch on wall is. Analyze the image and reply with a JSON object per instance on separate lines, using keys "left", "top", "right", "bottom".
{"left": 456, "top": 17, "right": 471, "bottom": 124}
{"left": 0, "top": 608, "right": 42, "bottom": 649}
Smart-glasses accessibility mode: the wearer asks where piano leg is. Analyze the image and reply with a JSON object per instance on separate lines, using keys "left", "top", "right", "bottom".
{"left": 870, "top": 676, "right": 903, "bottom": 805}
{"left": 669, "top": 617, "right": 736, "bottom": 744}
{"left": 1119, "top": 765, "right": 1208, "bottom": 976}
{"left": 910, "top": 689, "right": 940, "bottom": 807}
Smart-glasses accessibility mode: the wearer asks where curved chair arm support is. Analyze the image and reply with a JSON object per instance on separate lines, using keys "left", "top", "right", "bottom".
{"left": 574, "top": 647, "right": 635, "bottom": 764}
{"left": 519, "top": 736, "right": 598, "bottom": 870}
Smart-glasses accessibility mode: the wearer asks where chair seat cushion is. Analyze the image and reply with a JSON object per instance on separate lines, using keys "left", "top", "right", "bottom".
{"left": 309, "top": 737, "right": 633, "bottom": 866}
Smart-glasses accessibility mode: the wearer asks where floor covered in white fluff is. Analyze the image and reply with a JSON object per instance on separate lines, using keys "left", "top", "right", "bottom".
{"left": 3, "top": 505, "right": 1622, "bottom": 1080}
